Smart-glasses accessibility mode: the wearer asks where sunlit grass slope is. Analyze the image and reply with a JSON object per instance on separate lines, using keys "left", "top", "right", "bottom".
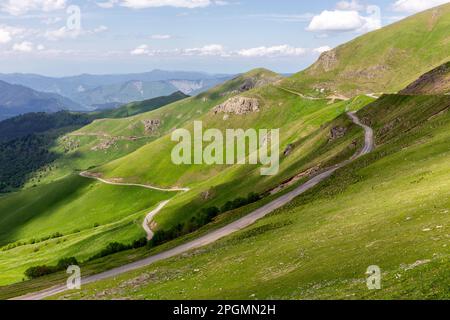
{"left": 54, "top": 94, "right": 450, "bottom": 300}
{"left": 283, "top": 4, "right": 450, "bottom": 97}
{"left": 0, "top": 174, "right": 174, "bottom": 285}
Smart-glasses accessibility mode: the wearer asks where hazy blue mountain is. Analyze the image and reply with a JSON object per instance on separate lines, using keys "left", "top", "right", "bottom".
{"left": 0, "top": 81, "right": 83, "bottom": 121}
{"left": 0, "top": 70, "right": 233, "bottom": 108}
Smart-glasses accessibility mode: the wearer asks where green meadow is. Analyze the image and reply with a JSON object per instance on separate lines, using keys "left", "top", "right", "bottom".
{"left": 51, "top": 95, "right": 450, "bottom": 300}
{"left": 0, "top": 4, "right": 449, "bottom": 300}
{"left": 0, "top": 174, "right": 175, "bottom": 285}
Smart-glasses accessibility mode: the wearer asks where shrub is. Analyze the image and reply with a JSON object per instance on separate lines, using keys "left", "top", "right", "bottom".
{"left": 25, "top": 265, "right": 57, "bottom": 279}
{"left": 132, "top": 237, "right": 148, "bottom": 249}
{"left": 56, "top": 257, "right": 78, "bottom": 269}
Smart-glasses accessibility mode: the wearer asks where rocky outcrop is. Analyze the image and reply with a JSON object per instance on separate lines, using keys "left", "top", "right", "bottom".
{"left": 329, "top": 126, "right": 347, "bottom": 141}
{"left": 142, "top": 119, "right": 161, "bottom": 134}
{"left": 212, "top": 97, "right": 260, "bottom": 115}
{"left": 400, "top": 61, "right": 450, "bottom": 95}
{"left": 91, "top": 137, "right": 118, "bottom": 151}
{"left": 310, "top": 49, "right": 339, "bottom": 74}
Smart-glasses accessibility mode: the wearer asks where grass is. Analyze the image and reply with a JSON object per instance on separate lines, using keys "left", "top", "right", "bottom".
{"left": 0, "top": 174, "right": 175, "bottom": 285}
{"left": 23, "top": 69, "right": 279, "bottom": 188}
{"left": 283, "top": 3, "right": 450, "bottom": 97}
{"left": 95, "top": 85, "right": 374, "bottom": 232}
{"left": 43, "top": 94, "right": 450, "bottom": 300}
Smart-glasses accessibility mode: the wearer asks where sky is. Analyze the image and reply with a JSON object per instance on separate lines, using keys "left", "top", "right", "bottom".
{"left": 0, "top": 0, "right": 448, "bottom": 76}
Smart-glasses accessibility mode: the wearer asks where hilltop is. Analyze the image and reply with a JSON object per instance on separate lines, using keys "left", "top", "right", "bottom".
{"left": 283, "top": 3, "right": 450, "bottom": 97}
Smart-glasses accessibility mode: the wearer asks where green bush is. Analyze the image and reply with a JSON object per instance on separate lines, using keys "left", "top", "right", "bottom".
{"left": 24, "top": 256, "right": 78, "bottom": 279}
{"left": 56, "top": 257, "right": 78, "bottom": 269}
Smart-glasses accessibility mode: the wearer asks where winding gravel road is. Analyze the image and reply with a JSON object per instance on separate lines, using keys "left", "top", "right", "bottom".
{"left": 79, "top": 171, "right": 189, "bottom": 240}
{"left": 13, "top": 112, "right": 374, "bottom": 300}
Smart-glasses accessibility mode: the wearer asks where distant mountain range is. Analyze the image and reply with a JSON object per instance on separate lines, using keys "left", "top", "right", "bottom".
{"left": 0, "top": 70, "right": 233, "bottom": 111}
{"left": 0, "top": 81, "right": 82, "bottom": 121}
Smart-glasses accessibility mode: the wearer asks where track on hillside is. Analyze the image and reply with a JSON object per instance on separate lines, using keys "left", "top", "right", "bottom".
{"left": 79, "top": 171, "right": 189, "bottom": 240}
{"left": 13, "top": 112, "right": 374, "bottom": 300}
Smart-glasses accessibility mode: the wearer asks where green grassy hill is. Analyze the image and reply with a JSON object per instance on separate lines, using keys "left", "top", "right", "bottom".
{"left": 0, "top": 69, "right": 374, "bottom": 288}
{"left": 97, "top": 91, "right": 189, "bottom": 118}
{"left": 0, "top": 68, "right": 291, "bottom": 285}
{"left": 0, "top": 7, "right": 449, "bottom": 299}
{"left": 400, "top": 61, "right": 450, "bottom": 95}
{"left": 283, "top": 3, "right": 450, "bottom": 97}
{"left": 0, "top": 174, "right": 174, "bottom": 285}
{"left": 50, "top": 93, "right": 450, "bottom": 300}
{"left": 92, "top": 83, "right": 373, "bottom": 233}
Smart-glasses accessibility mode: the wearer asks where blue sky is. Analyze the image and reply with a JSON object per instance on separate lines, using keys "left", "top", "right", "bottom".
{"left": 0, "top": 0, "right": 447, "bottom": 76}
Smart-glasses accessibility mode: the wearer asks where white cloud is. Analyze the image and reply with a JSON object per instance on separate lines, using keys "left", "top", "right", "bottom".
{"left": 184, "top": 44, "right": 226, "bottom": 56}
{"left": 13, "top": 41, "right": 34, "bottom": 52}
{"left": 0, "top": 29, "right": 12, "bottom": 44}
{"left": 307, "top": 9, "right": 381, "bottom": 33}
{"left": 129, "top": 43, "right": 327, "bottom": 58}
{"left": 237, "top": 45, "right": 306, "bottom": 58}
{"left": 130, "top": 44, "right": 150, "bottom": 55}
{"left": 44, "top": 25, "right": 108, "bottom": 41}
{"left": 392, "top": 0, "right": 449, "bottom": 13}
{"left": 120, "top": 0, "right": 211, "bottom": 9}
{"left": 313, "top": 46, "right": 332, "bottom": 54}
{"left": 97, "top": 0, "right": 119, "bottom": 8}
{"left": 1, "top": 0, "right": 66, "bottom": 16}
{"left": 336, "top": 0, "right": 364, "bottom": 11}
{"left": 214, "top": 0, "right": 229, "bottom": 5}
{"left": 44, "top": 26, "right": 79, "bottom": 40}
{"left": 151, "top": 34, "right": 172, "bottom": 39}
{"left": 0, "top": 25, "right": 29, "bottom": 44}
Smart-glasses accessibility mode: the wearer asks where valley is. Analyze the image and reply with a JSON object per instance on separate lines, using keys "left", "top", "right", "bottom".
{"left": 0, "top": 2, "right": 449, "bottom": 301}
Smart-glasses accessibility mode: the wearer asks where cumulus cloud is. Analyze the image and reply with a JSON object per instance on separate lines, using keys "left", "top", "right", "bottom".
{"left": 0, "top": 29, "right": 12, "bottom": 44}
{"left": 129, "top": 43, "right": 314, "bottom": 58}
{"left": 313, "top": 46, "right": 332, "bottom": 54}
{"left": 44, "top": 25, "right": 108, "bottom": 41}
{"left": 237, "top": 45, "right": 306, "bottom": 58}
{"left": 1, "top": 0, "right": 66, "bottom": 16}
{"left": 307, "top": 9, "right": 381, "bottom": 33}
{"left": 97, "top": 0, "right": 119, "bottom": 8}
{"left": 392, "top": 0, "right": 449, "bottom": 13}
{"left": 120, "top": 0, "right": 211, "bottom": 9}
{"left": 13, "top": 41, "right": 34, "bottom": 52}
{"left": 44, "top": 26, "right": 80, "bottom": 40}
{"left": 0, "top": 25, "right": 29, "bottom": 44}
{"left": 184, "top": 44, "right": 226, "bottom": 56}
{"left": 130, "top": 44, "right": 150, "bottom": 55}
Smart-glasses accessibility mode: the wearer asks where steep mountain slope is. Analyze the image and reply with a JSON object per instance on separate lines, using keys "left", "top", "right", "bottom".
{"left": 0, "top": 68, "right": 290, "bottom": 285}
{"left": 400, "top": 61, "right": 450, "bottom": 95}
{"left": 0, "top": 81, "right": 82, "bottom": 121}
{"left": 97, "top": 91, "right": 189, "bottom": 118}
{"left": 0, "top": 174, "right": 173, "bottom": 285}
{"left": 84, "top": 69, "right": 371, "bottom": 237}
{"left": 1, "top": 7, "right": 449, "bottom": 298}
{"left": 283, "top": 3, "right": 450, "bottom": 97}
{"left": 48, "top": 89, "right": 450, "bottom": 301}
{"left": 20, "top": 69, "right": 282, "bottom": 188}
{"left": 0, "top": 92, "right": 188, "bottom": 193}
